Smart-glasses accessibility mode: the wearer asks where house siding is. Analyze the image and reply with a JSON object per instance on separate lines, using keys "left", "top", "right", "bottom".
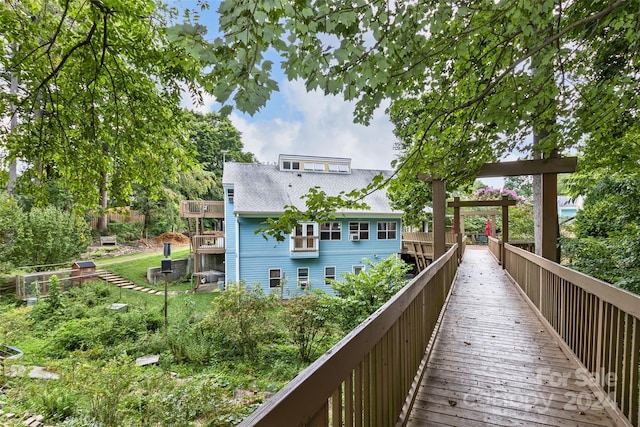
{"left": 234, "top": 217, "right": 402, "bottom": 296}
{"left": 223, "top": 184, "right": 237, "bottom": 284}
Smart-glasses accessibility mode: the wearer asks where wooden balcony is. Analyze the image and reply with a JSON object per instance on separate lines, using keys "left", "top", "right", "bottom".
{"left": 192, "top": 234, "right": 225, "bottom": 254}
{"left": 179, "top": 201, "right": 224, "bottom": 218}
{"left": 238, "top": 244, "right": 638, "bottom": 427}
{"left": 290, "top": 235, "right": 320, "bottom": 259}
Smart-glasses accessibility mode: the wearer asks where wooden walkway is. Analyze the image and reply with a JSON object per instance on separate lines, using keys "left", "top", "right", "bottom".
{"left": 406, "top": 247, "right": 617, "bottom": 427}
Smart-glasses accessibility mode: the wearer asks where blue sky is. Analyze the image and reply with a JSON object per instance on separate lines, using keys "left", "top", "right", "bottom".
{"left": 175, "top": 0, "right": 400, "bottom": 171}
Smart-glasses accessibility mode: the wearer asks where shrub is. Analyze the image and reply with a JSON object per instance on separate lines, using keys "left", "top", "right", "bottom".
{"left": 107, "top": 221, "right": 142, "bottom": 243}
{"left": 281, "top": 293, "right": 331, "bottom": 362}
{"left": 203, "top": 283, "right": 278, "bottom": 359}
{"left": 37, "top": 386, "right": 78, "bottom": 422}
{"left": 323, "top": 255, "right": 411, "bottom": 332}
{"left": 167, "top": 318, "right": 216, "bottom": 365}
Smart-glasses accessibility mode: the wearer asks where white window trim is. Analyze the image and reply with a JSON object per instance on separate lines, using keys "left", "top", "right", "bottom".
{"left": 376, "top": 221, "right": 398, "bottom": 240}
{"left": 290, "top": 222, "right": 319, "bottom": 252}
{"left": 320, "top": 221, "right": 342, "bottom": 241}
{"left": 324, "top": 266, "right": 336, "bottom": 284}
{"left": 269, "top": 268, "right": 283, "bottom": 288}
{"left": 349, "top": 221, "right": 370, "bottom": 240}
{"left": 297, "top": 267, "right": 310, "bottom": 288}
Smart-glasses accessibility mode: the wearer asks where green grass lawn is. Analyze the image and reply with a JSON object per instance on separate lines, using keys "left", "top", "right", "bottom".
{"left": 96, "top": 246, "right": 192, "bottom": 289}
{"left": 93, "top": 245, "right": 218, "bottom": 312}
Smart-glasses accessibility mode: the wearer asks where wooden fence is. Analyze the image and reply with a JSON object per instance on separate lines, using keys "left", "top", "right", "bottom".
{"left": 505, "top": 243, "right": 640, "bottom": 426}
{"left": 88, "top": 208, "right": 145, "bottom": 229}
{"left": 239, "top": 245, "right": 459, "bottom": 427}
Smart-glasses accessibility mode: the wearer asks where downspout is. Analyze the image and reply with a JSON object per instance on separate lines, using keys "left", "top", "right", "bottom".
{"left": 235, "top": 213, "right": 240, "bottom": 283}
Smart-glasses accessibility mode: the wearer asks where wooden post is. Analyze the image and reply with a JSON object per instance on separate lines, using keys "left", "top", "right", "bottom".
{"left": 501, "top": 196, "right": 509, "bottom": 269}
{"left": 433, "top": 180, "right": 446, "bottom": 259}
{"left": 541, "top": 173, "right": 559, "bottom": 262}
{"left": 453, "top": 197, "right": 461, "bottom": 262}
{"left": 490, "top": 215, "right": 496, "bottom": 237}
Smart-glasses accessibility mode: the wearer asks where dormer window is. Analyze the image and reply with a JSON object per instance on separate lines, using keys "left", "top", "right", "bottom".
{"left": 278, "top": 154, "right": 351, "bottom": 174}
{"left": 282, "top": 161, "right": 300, "bottom": 170}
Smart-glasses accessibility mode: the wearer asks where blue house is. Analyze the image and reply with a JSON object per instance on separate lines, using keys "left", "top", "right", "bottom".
{"left": 221, "top": 154, "right": 402, "bottom": 296}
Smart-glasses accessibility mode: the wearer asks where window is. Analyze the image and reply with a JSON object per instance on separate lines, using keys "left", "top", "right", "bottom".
{"left": 227, "top": 189, "right": 234, "bottom": 203}
{"left": 298, "top": 267, "right": 309, "bottom": 288}
{"left": 324, "top": 266, "right": 336, "bottom": 285}
{"left": 353, "top": 265, "right": 365, "bottom": 275}
{"left": 304, "top": 162, "right": 325, "bottom": 171}
{"left": 291, "top": 223, "right": 318, "bottom": 251}
{"left": 320, "top": 222, "right": 341, "bottom": 240}
{"left": 377, "top": 222, "right": 397, "bottom": 240}
{"left": 349, "top": 222, "right": 369, "bottom": 240}
{"left": 282, "top": 161, "right": 300, "bottom": 170}
{"left": 269, "top": 269, "right": 283, "bottom": 288}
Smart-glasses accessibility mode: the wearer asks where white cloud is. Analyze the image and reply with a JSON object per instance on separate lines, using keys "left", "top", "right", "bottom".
{"left": 229, "top": 79, "right": 398, "bottom": 170}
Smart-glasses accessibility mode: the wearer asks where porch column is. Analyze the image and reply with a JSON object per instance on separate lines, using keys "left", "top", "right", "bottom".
{"left": 433, "top": 179, "right": 446, "bottom": 259}
{"left": 541, "top": 173, "right": 560, "bottom": 262}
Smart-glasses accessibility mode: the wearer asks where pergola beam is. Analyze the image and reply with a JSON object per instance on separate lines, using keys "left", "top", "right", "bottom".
{"left": 461, "top": 210, "right": 500, "bottom": 216}
{"left": 448, "top": 199, "right": 517, "bottom": 208}
{"left": 477, "top": 157, "right": 577, "bottom": 177}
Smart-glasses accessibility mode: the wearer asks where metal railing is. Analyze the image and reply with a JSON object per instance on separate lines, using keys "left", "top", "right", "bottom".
{"left": 505, "top": 243, "right": 640, "bottom": 426}
{"left": 239, "top": 245, "right": 459, "bottom": 426}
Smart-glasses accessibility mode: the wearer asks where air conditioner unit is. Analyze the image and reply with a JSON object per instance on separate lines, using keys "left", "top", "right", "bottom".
{"left": 299, "top": 280, "right": 308, "bottom": 288}
{"left": 349, "top": 233, "right": 360, "bottom": 241}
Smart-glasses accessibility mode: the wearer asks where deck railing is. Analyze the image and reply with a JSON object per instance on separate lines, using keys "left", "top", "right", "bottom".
{"left": 402, "top": 232, "right": 464, "bottom": 271}
{"left": 487, "top": 236, "right": 502, "bottom": 263}
{"left": 191, "top": 234, "right": 225, "bottom": 253}
{"left": 239, "top": 245, "right": 459, "bottom": 427}
{"left": 504, "top": 243, "right": 640, "bottom": 426}
{"left": 179, "top": 201, "right": 225, "bottom": 218}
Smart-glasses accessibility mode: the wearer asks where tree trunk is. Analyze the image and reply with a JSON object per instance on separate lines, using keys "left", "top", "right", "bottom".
{"left": 8, "top": 66, "right": 18, "bottom": 194}
{"left": 97, "top": 171, "right": 109, "bottom": 233}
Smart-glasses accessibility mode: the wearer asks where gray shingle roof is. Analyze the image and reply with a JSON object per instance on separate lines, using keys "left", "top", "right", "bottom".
{"left": 222, "top": 162, "right": 401, "bottom": 216}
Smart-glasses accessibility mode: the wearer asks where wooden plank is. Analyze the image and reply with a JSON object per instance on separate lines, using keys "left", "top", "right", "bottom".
{"left": 406, "top": 248, "right": 616, "bottom": 427}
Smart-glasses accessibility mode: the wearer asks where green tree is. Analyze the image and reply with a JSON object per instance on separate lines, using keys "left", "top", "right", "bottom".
{"left": 322, "top": 255, "right": 411, "bottom": 333}
{"left": 201, "top": 0, "right": 638, "bottom": 213}
{"left": 16, "top": 206, "right": 90, "bottom": 267}
{"left": 504, "top": 176, "right": 533, "bottom": 201}
{"left": 186, "top": 111, "right": 256, "bottom": 177}
{"left": 562, "top": 133, "right": 640, "bottom": 293}
{"left": 0, "top": 192, "right": 24, "bottom": 272}
{"left": 0, "top": 0, "right": 202, "bottom": 215}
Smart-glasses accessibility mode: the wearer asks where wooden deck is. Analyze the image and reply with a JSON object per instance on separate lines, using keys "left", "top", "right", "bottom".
{"left": 407, "top": 247, "right": 617, "bottom": 427}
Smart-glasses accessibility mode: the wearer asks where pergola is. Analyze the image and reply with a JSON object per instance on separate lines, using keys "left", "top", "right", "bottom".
{"left": 427, "top": 156, "right": 578, "bottom": 263}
